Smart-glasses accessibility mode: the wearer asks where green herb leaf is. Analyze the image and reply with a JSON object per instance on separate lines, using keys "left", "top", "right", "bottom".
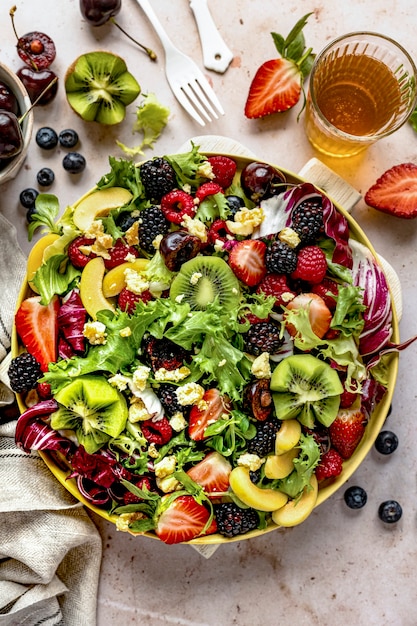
{"left": 27, "top": 194, "right": 61, "bottom": 241}
{"left": 116, "top": 92, "right": 170, "bottom": 156}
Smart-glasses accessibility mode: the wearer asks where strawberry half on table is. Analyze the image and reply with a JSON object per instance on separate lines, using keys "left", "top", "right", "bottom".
{"left": 244, "top": 13, "right": 315, "bottom": 118}
{"left": 365, "top": 162, "right": 417, "bottom": 219}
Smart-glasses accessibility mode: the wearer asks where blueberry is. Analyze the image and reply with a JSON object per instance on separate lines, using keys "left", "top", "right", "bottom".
{"left": 35, "top": 126, "right": 58, "bottom": 150}
{"left": 344, "top": 485, "right": 367, "bottom": 509}
{"left": 226, "top": 194, "right": 245, "bottom": 218}
{"left": 375, "top": 430, "right": 399, "bottom": 455}
{"left": 26, "top": 206, "right": 38, "bottom": 222}
{"left": 37, "top": 167, "right": 55, "bottom": 187}
{"left": 59, "top": 128, "right": 79, "bottom": 148}
{"left": 19, "top": 187, "right": 39, "bottom": 209}
{"left": 63, "top": 152, "right": 86, "bottom": 174}
{"left": 378, "top": 500, "right": 402, "bottom": 524}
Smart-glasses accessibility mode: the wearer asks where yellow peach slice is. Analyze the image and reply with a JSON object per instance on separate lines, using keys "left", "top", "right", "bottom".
{"left": 102, "top": 258, "right": 150, "bottom": 298}
{"left": 275, "top": 419, "right": 301, "bottom": 455}
{"left": 264, "top": 447, "right": 299, "bottom": 480}
{"left": 79, "top": 256, "right": 115, "bottom": 319}
{"left": 27, "top": 233, "right": 61, "bottom": 292}
{"left": 73, "top": 187, "right": 133, "bottom": 231}
{"left": 229, "top": 466, "right": 288, "bottom": 512}
{"left": 271, "top": 474, "right": 318, "bottom": 527}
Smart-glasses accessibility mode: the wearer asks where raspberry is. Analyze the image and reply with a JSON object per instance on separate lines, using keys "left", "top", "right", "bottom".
{"left": 207, "top": 219, "right": 233, "bottom": 245}
{"left": 315, "top": 448, "right": 343, "bottom": 481}
{"left": 104, "top": 239, "right": 139, "bottom": 270}
{"left": 118, "top": 287, "right": 153, "bottom": 314}
{"left": 160, "top": 189, "right": 196, "bottom": 224}
{"left": 256, "top": 273, "right": 296, "bottom": 308}
{"left": 291, "top": 246, "right": 327, "bottom": 284}
{"left": 122, "top": 477, "right": 152, "bottom": 504}
{"left": 68, "top": 236, "right": 96, "bottom": 269}
{"left": 139, "top": 157, "right": 177, "bottom": 202}
{"left": 207, "top": 155, "right": 237, "bottom": 188}
{"left": 311, "top": 277, "right": 339, "bottom": 310}
{"left": 265, "top": 240, "right": 298, "bottom": 274}
{"left": 195, "top": 181, "right": 224, "bottom": 202}
{"left": 141, "top": 416, "right": 173, "bottom": 445}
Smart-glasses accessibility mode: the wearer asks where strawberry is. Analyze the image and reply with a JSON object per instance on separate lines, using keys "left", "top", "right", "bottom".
{"left": 15, "top": 295, "right": 59, "bottom": 372}
{"left": 155, "top": 494, "right": 217, "bottom": 544}
{"left": 186, "top": 451, "right": 232, "bottom": 496}
{"left": 228, "top": 239, "right": 267, "bottom": 287}
{"left": 188, "top": 388, "right": 231, "bottom": 441}
{"left": 364, "top": 163, "right": 417, "bottom": 219}
{"left": 256, "top": 273, "right": 296, "bottom": 308}
{"left": 244, "top": 14, "right": 315, "bottom": 118}
{"left": 329, "top": 408, "right": 367, "bottom": 459}
{"left": 284, "top": 292, "right": 332, "bottom": 339}
{"left": 291, "top": 245, "right": 327, "bottom": 284}
{"left": 207, "top": 155, "right": 237, "bottom": 188}
{"left": 315, "top": 448, "right": 343, "bottom": 482}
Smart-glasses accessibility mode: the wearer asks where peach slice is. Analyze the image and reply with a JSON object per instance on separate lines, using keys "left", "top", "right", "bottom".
{"left": 229, "top": 466, "right": 288, "bottom": 512}
{"left": 102, "top": 258, "right": 150, "bottom": 298}
{"left": 79, "top": 256, "right": 115, "bottom": 319}
{"left": 264, "top": 447, "right": 299, "bottom": 480}
{"left": 275, "top": 419, "right": 301, "bottom": 455}
{"left": 73, "top": 187, "right": 133, "bottom": 232}
{"left": 271, "top": 474, "right": 318, "bottom": 527}
{"left": 27, "top": 233, "right": 61, "bottom": 292}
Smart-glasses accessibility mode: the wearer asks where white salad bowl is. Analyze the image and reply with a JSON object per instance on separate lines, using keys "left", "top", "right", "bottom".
{"left": 12, "top": 151, "right": 399, "bottom": 544}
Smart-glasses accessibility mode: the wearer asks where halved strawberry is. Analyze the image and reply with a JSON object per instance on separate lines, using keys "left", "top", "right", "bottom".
{"left": 186, "top": 451, "right": 232, "bottom": 496}
{"left": 188, "top": 388, "right": 231, "bottom": 441}
{"left": 15, "top": 295, "right": 59, "bottom": 371}
{"left": 364, "top": 163, "right": 417, "bottom": 219}
{"left": 284, "top": 292, "right": 332, "bottom": 339}
{"left": 155, "top": 494, "right": 217, "bottom": 544}
{"left": 228, "top": 239, "right": 267, "bottom": 287}
{"left": 329, "top": 408, "right": 367, "bottom": 459}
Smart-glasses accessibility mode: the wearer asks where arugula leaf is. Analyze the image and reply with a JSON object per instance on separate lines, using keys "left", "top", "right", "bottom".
{"left": 116, "top": 92, "right": 170, "bottom": 156}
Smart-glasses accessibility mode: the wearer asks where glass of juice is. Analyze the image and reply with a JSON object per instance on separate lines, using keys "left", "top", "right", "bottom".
{"left": 304, "top": 32, "right": 417, "bottom": 157}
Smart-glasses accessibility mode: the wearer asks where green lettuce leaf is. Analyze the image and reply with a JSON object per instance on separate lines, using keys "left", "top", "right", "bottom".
{"left": 116, "top": 93, "right": 170, "bottom": 156}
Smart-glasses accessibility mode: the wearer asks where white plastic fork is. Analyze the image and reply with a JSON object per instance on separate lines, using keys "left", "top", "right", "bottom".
{"left": 133, "top": 0, "right": 225, "bottom": 126}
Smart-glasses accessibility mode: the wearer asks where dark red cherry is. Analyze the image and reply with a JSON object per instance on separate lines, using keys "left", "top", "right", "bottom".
{"left": 0, "top": 81, "right": 19, "bottom": 115}
{"left": 0, "top": 110, "right": 23, "bottom": 159}
{"left": 17, "top": 31, "right": 56, "bottom": 70}
{"left": 16, "top": 67, "right": 58, "bottom": 105}
{"left": 80, "top": 0, "right": 122, "bottom": 26}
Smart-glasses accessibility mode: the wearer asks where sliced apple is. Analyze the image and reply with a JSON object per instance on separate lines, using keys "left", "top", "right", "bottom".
{"left": 275, "top": 419, "right": 301, "bottom": 455}
{"left": 27, "top": 233, "right": 61, "bottom": 292}
{"left": 271, "top": 474, "right": 318, "bottom": 527}
{"left": 264, "top": 447, "right": 299, "bottom": 480}
{"left": 73, "top": 187, "right": 133, "bottom": 231}
{"left": 102, "top": 258, "right": 150, "bottom": 297}
{"left": 229, "top": 466, "right": 288, "bottom": 512}
{"left": 79, "top": 256, "right": 115, "bottom": 319}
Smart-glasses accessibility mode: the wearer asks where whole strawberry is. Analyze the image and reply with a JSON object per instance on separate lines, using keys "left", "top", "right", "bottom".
{"left": 244, "top": 13, "right": 315, "bottom": 118}
{"left": 329, "top": 408, "right": 367, "bottom": 459}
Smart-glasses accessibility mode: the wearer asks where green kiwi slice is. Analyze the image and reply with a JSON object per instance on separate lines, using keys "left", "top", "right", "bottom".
{"left": 169, "top": 255, "right": 241, "bottom": 311}
{"left": 51, "top": 375, "right": 128, "bottom": 454}
{"left": 64, "top": 51, "right": 141, "bottom": 125}
{"left": 270, "top": 354, "right": 343, "bottom": 428}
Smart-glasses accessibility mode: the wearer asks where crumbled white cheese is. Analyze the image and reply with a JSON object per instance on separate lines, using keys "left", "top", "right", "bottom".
{"left": 119, "top": 326, "right": 132, "bottom": 338}
{"left": 83, "top": 321, "right": 107, "bottom": 345}
{"left": 116, "top": 511, "right": 146, "bottom": 532}
{"left": 156, "top": 475, "right": 181, "bottom": 493}
{"left": 218, "top": 359, "right": 227, "bottom": 367}
{"left": 251, "top": 352, "right": 271, "bottom": 379}
{"left": 278, "top": 227, "right": 301, "bottom": 249}
{"left": 181, "top": 214, "right": 208, "bottom": 242}
{"left": 154, "top": 455, "right": 177, "bottom": 478}
{"left": 124, "top": 268, "right": 149, "bottom": 295}
{"left": 132, "top": 365, "right": 151, "bottom": 391}
{"left": 148, "top": 443, "right": 159, "bottom": 458}
{"left": 125, "top": 221, "right": 139, "bottom": 246}
{"left": 154, "top": 366, "right": 191, "bottom": 382}
{"left": 175, "top": 382, "right": 205, "bottom": 406}
{"left": 152, "top": 234, "right": 163, "bottom": 250}
{"left": 80, "top": 220, "right": 113, "bottom": 259}
{"left": 226, "top": 207, "right": 264, "bottom": 236}
{"left": 237, "top": 453, "right": 265, "bottom": 471}
{"left": 197, "top": 161, "right": 214, "bottom": 179}
{"left": 190, "top": 272, "right": 203, "bottom": 285}
{"left": 169, "top": 412, "right": 187, "bottom": 432}
{"left": 128, "top": 398, "right": 150, "bottom": 423}
{"left": 108, "top": 373, "right": 130, "bottom": 391}
{"left": 175, "top": 293, "right": 185, "bottom": 303}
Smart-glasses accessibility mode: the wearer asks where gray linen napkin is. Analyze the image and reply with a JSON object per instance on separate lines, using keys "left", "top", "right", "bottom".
{"left": 0, "top": 214, "right": 102, "bottom": 626}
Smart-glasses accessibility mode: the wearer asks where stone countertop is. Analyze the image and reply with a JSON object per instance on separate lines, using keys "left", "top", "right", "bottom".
{"left": 1, "top": 1, "right": 417, "bottom": 624}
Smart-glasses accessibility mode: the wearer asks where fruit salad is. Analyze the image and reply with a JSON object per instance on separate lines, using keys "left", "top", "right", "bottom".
{"left": 11, "top": 146, "right": 397, "bottom": 544}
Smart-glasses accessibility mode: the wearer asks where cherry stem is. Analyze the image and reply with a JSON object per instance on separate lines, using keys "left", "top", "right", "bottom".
{"left": 18, "top": 76, "right": 58, "bottom": 124}
{"left": 110, "top": 18, "right": 157, "bottom": 62}
{"left": 9, "top": 5, "right": 39, "bottom": 71}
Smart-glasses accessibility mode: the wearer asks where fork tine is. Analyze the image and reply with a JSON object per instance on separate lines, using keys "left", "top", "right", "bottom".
{"left": 181, "top": 83, "right": 217, "bottom": 123}
{"left": 171, "top": 85, "right": 207, "bottom": 126}
{"left": 185, "top": 80, "right": 221, "bottom": 120}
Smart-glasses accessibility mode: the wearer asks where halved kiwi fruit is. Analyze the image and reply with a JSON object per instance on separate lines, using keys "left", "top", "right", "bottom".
{"left": 169, "top": 255, "right": 241, "bottom": 311}
{"left": 51, "top": 375, "right": 128, "bottom": 454}
{"left": 270, "top": 354, "right": 343, "bottom": 428}
{"left": 64, "top": 51, "right": 140, "bottom": 125}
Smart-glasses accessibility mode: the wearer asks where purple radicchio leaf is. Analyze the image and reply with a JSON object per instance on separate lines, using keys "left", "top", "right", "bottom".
{"left": 15, "top": 399, "right": 74, "bottom": 456}
{"left": 58, "top": 290, "right": 87, "bottom": 353}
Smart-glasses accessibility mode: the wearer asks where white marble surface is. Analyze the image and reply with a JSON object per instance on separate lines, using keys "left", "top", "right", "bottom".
{"left": 2, "top": 0, "right": 417, "bottom": 624}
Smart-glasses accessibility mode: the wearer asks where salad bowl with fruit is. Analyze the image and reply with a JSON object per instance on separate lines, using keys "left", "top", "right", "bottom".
{"left": 11, "top": 145, "right": 398, "bottom": 544}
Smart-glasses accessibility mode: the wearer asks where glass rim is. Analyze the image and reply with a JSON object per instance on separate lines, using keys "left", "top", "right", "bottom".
{"left": 309, "top": 31, "right": 417, "bottom": 144}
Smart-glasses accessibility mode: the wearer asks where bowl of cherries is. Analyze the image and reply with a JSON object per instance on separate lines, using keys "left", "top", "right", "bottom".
{"left": 0, "top": 62, "right": 34, "bottom": 185}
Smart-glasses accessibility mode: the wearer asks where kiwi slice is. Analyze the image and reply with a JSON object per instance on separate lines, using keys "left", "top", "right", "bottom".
{"left": 270, "top": 354, "right": 343, "bottom": 428}
{"left": 169, "top": 255, "right": 241, "bottom": 311}
{"left": 64, "top": 51, "right": 140, "bottom": 125}
{"left": 51, "top": 375, "right": 128, "bottom": 454}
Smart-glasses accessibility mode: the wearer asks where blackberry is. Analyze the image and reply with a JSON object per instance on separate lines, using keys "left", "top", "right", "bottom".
{"left": 142, "top": 335, "right": 189, "bottom": 372}
{"left": 215, "top": 502, "right": 259, "bottom": 538}
{"left": 8, "top": 353, "right": 42, "bottom": 393}
{"left": 139, "top": 205, "right": 169, "bottom": 254}
{"left": 247, "top": 419, "right": 280, "bottom": 457}
{"left": 116, "top": 213, "right": 138, "bottom": 232}
{"left": 158, "top": 383, "right": 184, "bottom": 417}
{"left": 291, "top": 199, "right": 324, "bottom": 243}
{"left": 244, "top": 321, "right": 284, "bottom": 356}
{"left": 265, "top": 240, "right": 298, "bottom": 274}
{"left": 139, "top": 158, "right": 177, "bottom": 202}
